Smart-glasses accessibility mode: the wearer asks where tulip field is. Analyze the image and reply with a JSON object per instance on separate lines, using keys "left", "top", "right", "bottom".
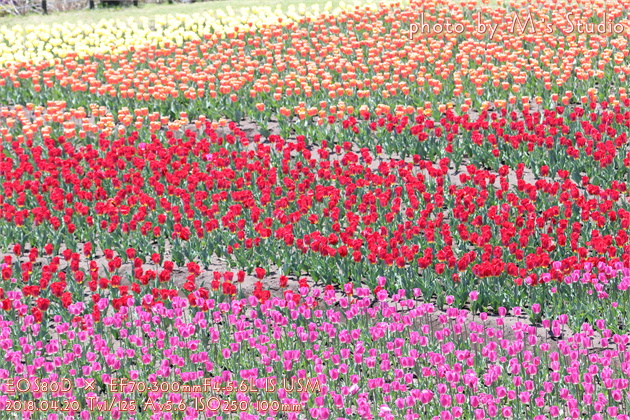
{"left": 3, "top": 0, "right": 630, "bottom": 418}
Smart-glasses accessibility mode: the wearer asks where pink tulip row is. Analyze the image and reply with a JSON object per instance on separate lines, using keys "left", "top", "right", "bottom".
{"left": 0, "top": 272, "right": 628, "bottom": 419}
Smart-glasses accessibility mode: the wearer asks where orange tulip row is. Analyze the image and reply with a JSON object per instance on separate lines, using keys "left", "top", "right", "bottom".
{"left": 0, "top": 0, "right": 628, "bottom": 120}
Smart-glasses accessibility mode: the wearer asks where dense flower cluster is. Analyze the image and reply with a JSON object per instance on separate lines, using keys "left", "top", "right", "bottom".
{"left": 0, "top": 2, "right": 347, "bottom": 65}
{"left": 1, "top": 273, "right": 630, "bottom": 420}
{"left": 1, "top": 0, "right": 629, "bottom": 121}
{"left": 2, "top": 0, "right": 630, "bottom": 418}
{"left": 1, "top": 100, "right": 630, "bottom": 326}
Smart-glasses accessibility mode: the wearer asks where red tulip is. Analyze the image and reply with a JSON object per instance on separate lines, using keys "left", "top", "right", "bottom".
{"left": 31, "top": 307, "right": 43, "bottom": 323}
{"left": 36, "top": 298, "right": 50, "bottom": 311}
{"left": 237, "top": 271, "right": 246, "bottom": 283}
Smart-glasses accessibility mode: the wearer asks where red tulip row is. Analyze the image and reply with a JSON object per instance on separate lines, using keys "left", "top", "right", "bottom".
{"left": 1, "top": 99, "right": 630, "bottom": 319}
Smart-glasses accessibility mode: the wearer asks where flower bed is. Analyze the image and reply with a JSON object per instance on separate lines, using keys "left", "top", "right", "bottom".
{"left": 1, "top": 0, "right": 630, "bottom": 418}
